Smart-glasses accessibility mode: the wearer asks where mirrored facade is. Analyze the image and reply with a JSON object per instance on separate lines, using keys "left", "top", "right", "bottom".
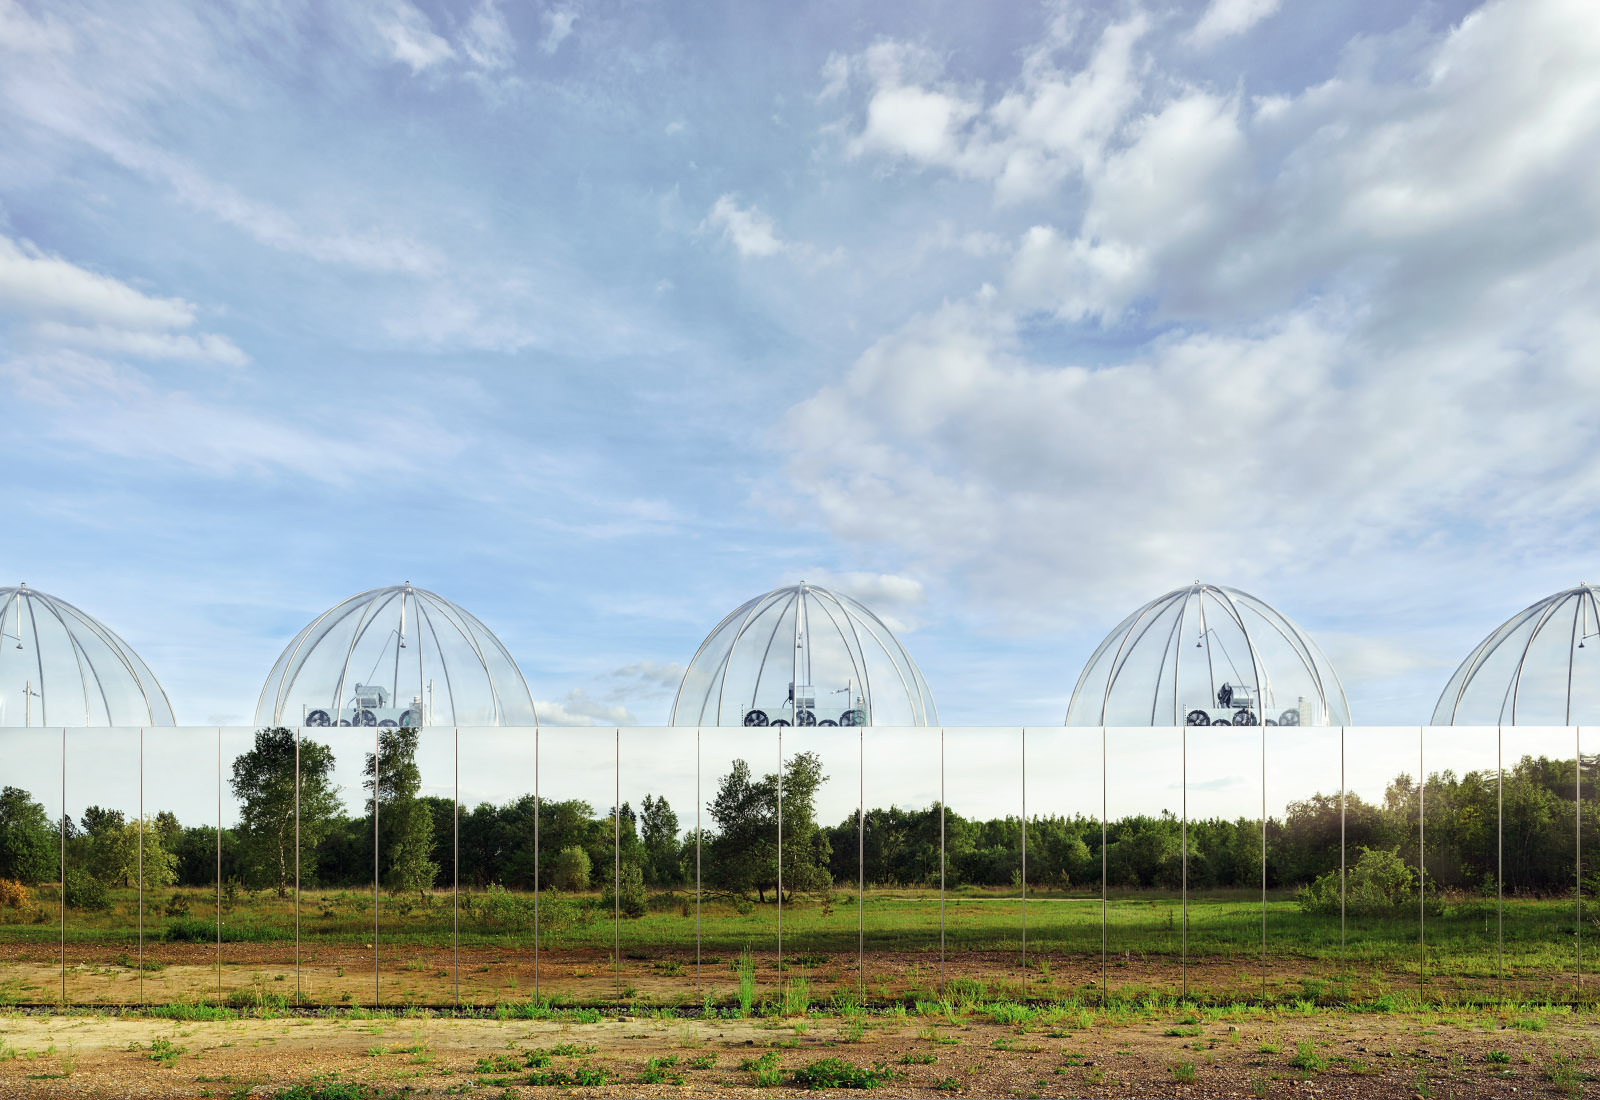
{"left": 1066, "top": 583, "right": 1351, "bottom": 728}
{"left": 0, "top": 585, "right": 173, "bottom": 726}
{"left": 255, "top": 583, "right": 536, "bottom": 728}
{"left": 670, "top": 583, "right": 937, "bottom": 728}
{"left": 1433, "top": 584, "right": 1600, "bottom": 725}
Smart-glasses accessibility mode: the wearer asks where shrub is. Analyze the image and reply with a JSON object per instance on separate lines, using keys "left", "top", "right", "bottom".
{"left": 164, "top": 892, "right": 192, "bottom": 917}
{"left": 478, "top": 885, "right": 535, "bottom": 932}
{"left": 64, "top": 868, "right": 111, "bottom": 911}
{"left": 601, "top": 862, "right": 647, "bottom": 919}
{"left": 0, "top": 879, "right": 29, "bottom": 909}
{"left": 550, "top": 846, "right": 591, "bottom": 891}
{"left": 1296, "top": 847, "right": 1432, "bottom": 917}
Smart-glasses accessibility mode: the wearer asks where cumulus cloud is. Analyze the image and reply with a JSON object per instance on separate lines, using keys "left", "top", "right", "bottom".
{"left": 703, "top": 194, "right": 787, "bottom": 258}
{"left": 772, "top": 0, "right": 1600, "bottom": 635}
{"left": 830, "top": 16, "right": 1150, "bottom": 202}
{"left": 535, "top": 689, "right": 637, "bottom": 726}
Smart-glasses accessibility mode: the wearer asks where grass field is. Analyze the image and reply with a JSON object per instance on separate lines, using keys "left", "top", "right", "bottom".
{"left": 2, "top": 885, "right": 1593, "bottom": 1009}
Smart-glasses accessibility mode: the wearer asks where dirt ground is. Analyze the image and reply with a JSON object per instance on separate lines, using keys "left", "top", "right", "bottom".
{"left": 1, "top": 1001, "right": 1596, "bottom": 1098}
{"left": 5, "top": 940, "right": 1531, "bottom": 1009}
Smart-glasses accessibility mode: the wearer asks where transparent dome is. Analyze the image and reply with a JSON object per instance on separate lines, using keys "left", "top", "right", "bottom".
{"left": 670, "top": 583, "right": 937, "bottom": 727}
{"left": 1066, "top": 583, "right": 1350, "bottom": 727}
{"left": 0, "top": 584, "right": 174, "bottom": 726}
{"left": 1432, "top": 583, "right": 1600, "bottom": 725}
{"left": 255, "top": 583, "right": 537, "bottom": 728}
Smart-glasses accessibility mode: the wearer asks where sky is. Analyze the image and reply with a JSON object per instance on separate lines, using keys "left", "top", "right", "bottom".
{"left": 2, "top": 0, "right": 1598, "bottom": 734}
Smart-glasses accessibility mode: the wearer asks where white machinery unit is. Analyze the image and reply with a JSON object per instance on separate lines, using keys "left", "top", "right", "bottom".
{"left": 303, "top": 684, "right": 424, "bottom": 727}
{"left": 1185, "top": 685, "right": 1311, "bottom": 727}
{"left": 742, "top": 683, "right": 867, "bottom": 727}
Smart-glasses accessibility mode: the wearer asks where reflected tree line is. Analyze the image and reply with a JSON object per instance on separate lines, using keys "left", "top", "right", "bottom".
{"left": 0, "top": 729, "right": 1594, "bottom": 918}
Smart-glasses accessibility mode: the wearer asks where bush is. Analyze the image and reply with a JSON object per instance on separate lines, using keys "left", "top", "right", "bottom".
{"left": 478, "top": 884, "right": 535, "bottom": 932}
{"left": 64, "top": 868, "right": 111, "bottom": 911}
{"left": 601, "top": 862, "right": 647, "bottom": 919}
{"left": 1296, "top": 846, "right": 1435, "bottom": 917}
{"left": 550, "top": 846, "right": 591, "bottom": 892}
{"left": 164, "top": 892, "right": 193, "bottom": 917}
{"left": 0, "top": 879, "right": 29, "bottom": 909}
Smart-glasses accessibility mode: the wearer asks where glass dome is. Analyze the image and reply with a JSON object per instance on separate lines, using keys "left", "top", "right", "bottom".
{"left": 1066, "top": 583, "right": 1350, "bottom": 727}
{"left": 255, "top": 583, "right": 537, "bottom": 728}
{"left": 0, "top": 584, "right": 174, "bottom": 726}
{"left": 1432, "top": 584, "right": 1600, "bottom": 725}
{"left": 670, "top": 583, "right": 938, "bottom": 727}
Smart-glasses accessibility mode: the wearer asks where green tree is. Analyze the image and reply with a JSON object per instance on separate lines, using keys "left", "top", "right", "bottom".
{"left": 0, "top": 785, "right": 55, "bottom": 884}
{"left": 640, "top": 794, "right": 682, "bottom": 886}
{"left": 364, "top": 727, "right": 438, "bottom": 899}
{"left": 230, "top": 728, "right": 343, "bottom": 897}
{"left": 551, "top": 845, "right": 591, "bottom": 891}
{"left": 708, "top": 752, "right": 832, "bottom": 903}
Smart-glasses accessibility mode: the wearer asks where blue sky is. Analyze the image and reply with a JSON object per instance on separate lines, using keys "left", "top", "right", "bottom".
{"left": 2, "top": 0, "right": 1597, "bottom": 728}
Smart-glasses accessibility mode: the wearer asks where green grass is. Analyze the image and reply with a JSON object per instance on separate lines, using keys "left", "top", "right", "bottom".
{"left": 787, "top": 1057, "right": 901, "bottom": 1089}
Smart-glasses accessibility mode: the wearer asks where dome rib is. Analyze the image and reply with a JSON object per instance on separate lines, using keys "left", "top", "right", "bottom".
{"left": 0, "top": 584, "right": 174, "bottom": 726}
{"left": 1434, "top": 584, "right": 1600, "bottom": 726}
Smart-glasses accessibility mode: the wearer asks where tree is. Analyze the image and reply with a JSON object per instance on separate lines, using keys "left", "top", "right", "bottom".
{"left": 640, "top": 794, "right": 682, "bottom": 886}
{"left": 0, "top": 786, "right": 55, "bottom": 884}
{"left": 364, "top": 727, "right": 438, "bottom": 899}
{"left": 78, "top": 806, "right": 130, "bottom": 886}
{"left": 230, "top": 728, "right": 343, "bottom": 897}
{"left": 708, "top": 752, "right": 832, "bottom": 903}
{"left": 551, "top": 845, "right": 591, "bottom": 891}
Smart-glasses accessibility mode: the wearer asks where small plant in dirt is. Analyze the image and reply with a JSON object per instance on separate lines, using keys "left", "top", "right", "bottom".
{"left": 901, "top": 1049, "right": 937, "bottom": 1065}
{"left": 742, "top": 1050, "right": 783, "bottom": 1087}
{"left": 1486, "top": 1049, "right": 1511, "bottom": 1064}
{"left": 689, "top": 1054, "right": 716, "bottom": 1070}
{"left": 736, "top": 945, "right": 757, "bottom": 1017}
{"left": 134, "top": 1037, "right": 186, "bottom": 1067}
{"left": 639, "top": 1055, "right": 683, "bottom": 1084}
{"left": 1169, "top": 1060, "right": 1197, "bottom": 1084}
{"left": 788, "top": 1057, "right": 901, "bottom": 1090}
{"left": 523, "top": 1066, "right": 608, "bottom": 1087}
{"left": 1289, "top": 1040, "right": 1327, "bottom": 1074}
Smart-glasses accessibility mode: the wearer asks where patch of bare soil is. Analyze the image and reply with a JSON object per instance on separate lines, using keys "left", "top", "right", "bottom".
{"left": 1, "top": 1003, "right": 1595, "bottom": 1099}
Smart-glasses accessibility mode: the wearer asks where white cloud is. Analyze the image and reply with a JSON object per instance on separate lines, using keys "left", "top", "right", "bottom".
{"left": 535, "top": 689, "right": 636, "bottom": 726}
{"left": 786, "top": 571, "right": 928, "bottom": 633}
{"left": 0, "top": 235, "right": 195, "bottom": 329}
{"left": 29, "top": 321, "right": 247, "bottom": 366}
{"left": 372, "top": 0, "right": 456, "bottom": 72}
{"left": 609, "top": 661, "right": 687, "bottom": 693}
{"left": 542, "top": 4, "right": 579, "bottom": 54}
{"left": 703, "top": 194, "right": 787, "bottom": 258}
{"left": 460, "top": 0, "right": 515, "bottom": 71}
{"left": 1190, "top": 0, "right": 1281, "bottom": 48}
{"left": 0, "top": 235, "right": 245, "bottom": 366}
{"left": 832, "top": 17, "right": 1150, "bottom": 202}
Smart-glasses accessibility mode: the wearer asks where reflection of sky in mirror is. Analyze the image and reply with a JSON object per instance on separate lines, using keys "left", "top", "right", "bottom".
{"left": 14, "top": 723, "right": 1586, "bottom": 846}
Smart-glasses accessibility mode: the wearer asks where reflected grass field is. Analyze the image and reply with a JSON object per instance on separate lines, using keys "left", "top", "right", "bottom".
{"left": 1, "top": 885, "right": 1587, "bottom": 1006}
